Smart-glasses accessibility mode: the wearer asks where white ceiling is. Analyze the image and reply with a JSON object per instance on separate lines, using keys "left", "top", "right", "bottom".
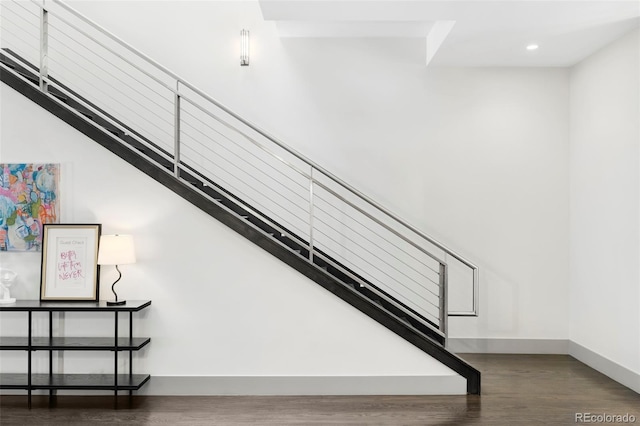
{"left": 259, "top": 0, "right": 640, "bottom": 67}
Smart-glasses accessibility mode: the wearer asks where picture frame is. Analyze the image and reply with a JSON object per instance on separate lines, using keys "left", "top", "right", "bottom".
{"left": 40, "top": 224, "right": 101, "bottom": 301}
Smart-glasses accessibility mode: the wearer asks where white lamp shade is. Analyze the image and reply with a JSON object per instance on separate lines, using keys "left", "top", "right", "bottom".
{"left": 98, "top": 234, "right": 136, "bottom": 265}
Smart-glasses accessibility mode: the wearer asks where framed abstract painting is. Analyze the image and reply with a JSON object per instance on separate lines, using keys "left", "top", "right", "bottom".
{"left": 0, "top": 163, "right": 60, "bottom": 251}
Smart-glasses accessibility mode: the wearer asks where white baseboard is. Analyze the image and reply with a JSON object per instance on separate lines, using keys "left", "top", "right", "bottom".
{"left": 138, "top": 375, "right": 467, "bottom": 396}
{"left": 448, "top": 338, "right": 639, "bottom": 395}
{"left": 0, "top": 375, "right": 467, "bottom": 396}
{"left": 568, "top": 341, "right": 640, "bottom": 394}
{"left": 448, "top": 338, "right": 570, "bottom": 354}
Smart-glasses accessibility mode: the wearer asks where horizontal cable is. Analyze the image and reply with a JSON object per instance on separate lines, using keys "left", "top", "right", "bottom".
{"left": 1, "top": 26, "right": 38, "bottom": 50}
{"left": 3, "top": 2, "right": 40, "bottom": 31}
{"left": 180, "top": 129, "right": 308, "bottom": 206}
{"left": 313, "top": 214, "right": 441, "bottom": 297}
{"left": 178, "top": 148, "right": 307, "bottom": 242}
{"left": 180, "top": 117, "right": 307, "bottom": 197}
{"left": 0, "top": 50, "right": 175, "bottom": 167}
{"left": 181, "top": 162, "right": 310, "bottom": 242}
{"left": 0, "top": 47, "right": 40, "bottom": 75}
{"left": 36, "top": 74, "right": 173, "bottom": 163}
{"left": 182, "top": 158, "right": 309, "bottom": 222}
{"left": 47, "top": 37, "right": 173, "bottom": 117}
{"left": 180, "top": 95, "right": 311, "bottom": 182}
{"left": 47, "top": 40, "right": 173, "bottom": 125}
{"left": 180, "top": 137, "right": 310, "bottom": 220}
{"left": 1, "top": 12, "right": 40, "bottom": 43}
{"left": 181, "top": 151, "right": 311, "bottom": 238}
{"left": 0, "top": 37, "right": 39, "bottom": 65}
{"left": 47, "top": 54, "right": 175, "bottom": 144}
{"left": 39, "top": 4, "right": 176, "bottom": 93}
{"left": 313, "top": 203, "right": 440, "bottom": 286}
{"left": 314, "top": 252, "right": 445, "bottom": 328}
{"left": 32, "top": 70, "right": 176, "bottom": 168}
{"left": 314, "top": 227, "right": 441, "bottom": 312}
{"left": 8, "top": 0, "right": 40, "bottom": 19}
{"left": 49, "top": 45, "right": 173, "bottom": 122}
{"left": 180, "top": 118, "right": 309, "bottom": 203}
{"left": 313, "top": 250, "right": 442, "bottom": 328}
{"left": 181, "top": 107, "right": 308, "bottom": 193}
{"left": 47, "top": 21, "right": 173, "bottom": 111}
{"left": 176, "top": 165, "right": 311, "bottom": 259}
{"left": 314, "top": 180, "right": 444, "bottom": 264}
{"left": 1, "top": 24, "right": 38, "bottom": 47}
{"left": 314, "top": 194, "right": 440, "bottom": 277}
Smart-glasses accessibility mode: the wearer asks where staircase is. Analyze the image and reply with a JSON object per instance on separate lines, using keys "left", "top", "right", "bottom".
{"left": 0, "top": 0, "right": 480, "bottom": 394}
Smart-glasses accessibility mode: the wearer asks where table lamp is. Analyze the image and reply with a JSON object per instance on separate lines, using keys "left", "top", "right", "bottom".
{"left": 98, "top": 234, "right": 136, "bottom": 306}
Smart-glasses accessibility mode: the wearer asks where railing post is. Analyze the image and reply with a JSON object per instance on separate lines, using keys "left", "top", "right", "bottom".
{"left": 39, "top": 2, "right": 49, "bottom": 92}
{"left": 473, "top": 266, "right": 479, "bottom": 317}
{"left": 308, "top": 166, "right": 315, "bottom": 261}
{"left": 174, "top": 81, "right": 181, "bottom": 178}
{"left": 439, "top": 262, "right": 448, "bottom": 340}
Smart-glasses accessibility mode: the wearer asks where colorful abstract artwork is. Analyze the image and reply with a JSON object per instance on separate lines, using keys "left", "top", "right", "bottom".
{"left": 0, "top": 164, "right": 60, "bottom": 251}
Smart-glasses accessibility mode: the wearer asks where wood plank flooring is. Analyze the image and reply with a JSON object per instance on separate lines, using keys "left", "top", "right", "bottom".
{"left": 1, "top": 354, "right": 638, "bottom": 425}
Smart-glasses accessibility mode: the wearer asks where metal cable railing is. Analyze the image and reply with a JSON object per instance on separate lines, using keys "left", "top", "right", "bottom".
{"left": 0, "top": 0, "right": 480, "bottom": 339}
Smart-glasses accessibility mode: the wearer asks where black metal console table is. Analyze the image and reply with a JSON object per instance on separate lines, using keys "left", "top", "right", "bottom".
{"left": 0, "top": 300, "right": 151, "bottom": 408}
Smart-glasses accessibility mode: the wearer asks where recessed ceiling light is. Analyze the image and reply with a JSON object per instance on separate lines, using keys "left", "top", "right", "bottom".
{"left": 526, "top": 44, "right": 539, "bottom": 51}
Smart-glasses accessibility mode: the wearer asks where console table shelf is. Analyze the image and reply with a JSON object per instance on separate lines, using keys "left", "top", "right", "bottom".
{"left": 0, "top": 300, "right": 151, "bottom": 408}
{"left": 0, "top": 373, "right": 150, "bottom": 390}
{"left": 0, "top": 300, "right": 151, "bottom": 312}
{"left": 0, "top": 337, "right": 151, "bottom": 351}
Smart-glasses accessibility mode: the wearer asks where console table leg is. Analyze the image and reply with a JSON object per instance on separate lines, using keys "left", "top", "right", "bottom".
{"left": 27, "top": 311, "right": 32, "bottom": 409}
{"left": 49, "top": 311, "right": 53, "bottom": 407}
{"left": 114, "top": 311, "right": 118, "bottom": 408}
{"left": 129, "top": 312, "right": 133, "bottom": 375}
{"left": 129, "top": 311, "right": 133, "bottom": 406}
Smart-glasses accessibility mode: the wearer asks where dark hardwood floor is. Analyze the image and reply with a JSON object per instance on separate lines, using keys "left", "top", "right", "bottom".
{"left": 1, "top": 354, "right": 638, "bottom": 425}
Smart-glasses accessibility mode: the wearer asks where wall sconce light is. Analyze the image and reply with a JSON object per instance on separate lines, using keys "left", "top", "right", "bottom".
{"left": 241, "top": 29, "right": 250, "bottom": 66}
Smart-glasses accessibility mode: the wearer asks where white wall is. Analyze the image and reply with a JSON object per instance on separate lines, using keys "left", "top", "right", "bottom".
{"left": 569, "top": 29, "right": 640, "bottom": 375}
{"left": 0, "top": 0, "right": 583, "bottom": 393}
{"left": 57, "top": 0, "right": 571, "bottom": 342}
{"left": 0, "top": 82, "right": 468, "bottom": 394}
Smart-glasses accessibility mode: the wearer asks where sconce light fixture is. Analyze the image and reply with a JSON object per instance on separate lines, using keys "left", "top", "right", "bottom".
{"left": 241, "top": 29, "right": 250, "bottom": 66}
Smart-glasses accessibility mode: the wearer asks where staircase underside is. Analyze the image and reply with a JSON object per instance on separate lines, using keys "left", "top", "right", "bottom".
{"left": 0, "top": 51, "right": 480, "bottom": 395}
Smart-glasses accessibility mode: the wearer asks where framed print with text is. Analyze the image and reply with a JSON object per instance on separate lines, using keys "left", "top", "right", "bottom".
{"left": 40, "top": 224, "right": 101, "bottom": 301}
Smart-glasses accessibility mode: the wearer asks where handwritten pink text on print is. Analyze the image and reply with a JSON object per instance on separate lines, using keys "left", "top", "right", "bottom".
{"left": 57, "top": 249, "right": 85, "bottom": 281}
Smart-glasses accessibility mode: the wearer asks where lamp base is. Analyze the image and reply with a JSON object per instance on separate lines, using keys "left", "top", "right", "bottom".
{"left": 106, "top": 300, "right": 126, "bottom": 306}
